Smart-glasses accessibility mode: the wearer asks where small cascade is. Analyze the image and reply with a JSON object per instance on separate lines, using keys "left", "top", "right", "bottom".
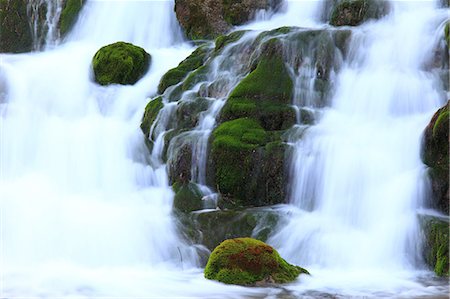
{"left": 268, "top": 0, "right": 448, "bottom": 294}
{"left": 27, "top": 0, "right": 64, "bottom": 50}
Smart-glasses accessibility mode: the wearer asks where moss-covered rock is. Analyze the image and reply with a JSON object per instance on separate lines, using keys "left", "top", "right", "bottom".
{"left": 221, "top": 39, "right": 295, "bottom": 131}
{"left": 92, "top": 42, "right": 151, "bottom": 86}
{"left": 174, "top": 0, "right": 279, "bottom": 40}
{"left": 209, "top": 118, "right": 287, "bottom": 208}
{"left": 330, "top": 0, "right": 388, "bottom": 27}
{"left": 421, "top": 101, "right": 449, "bottom": 214}
{"left": 210, "top": 118, "right": 266, "bottom": 207}
{"left": 59, "top": 0, "right": 85, "bottom": 37}
{"left": 173, "top": 182, "right": 204, "bottom": 213}
{"left": 0, "top": 0, "right": 32, "bottom": 53}
{"left": 204, "top": 238, "right": 309, "bottom": 286}
{"left": 176, "top": 97, "right": 211, "bottom": 129}
{"left": 214, "top": 30, "right": 247, "bottom": 53}
{"left": 422, "top": 216, "right": 449, "bottom": 277}
{"left": 141, "top": 96, "right": 164, "bottom": 139}
{"left": 158, "top": 45, "right": 212, "bottom": 94}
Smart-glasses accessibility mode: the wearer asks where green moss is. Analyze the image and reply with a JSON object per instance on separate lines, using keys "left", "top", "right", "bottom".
{"left": 60, "top": 0, "right": 85, "bottom": 36}
{"left": 433, "top": 109, "right": 448, "bottom": 137}
{"left": 423, "top": 217, "right": 449, "bottom": 277}
{"left": 158, "top": 45, "right": 211, "bottom": 94}
{"left": 204, "top": 238, "right": 309, "bottom": 285}
{"left": 92, "top": 42, "right": 151, "bottom": 86}
{"left": 211, "top": 118, "right": 267, "bottom": 206}
{"left": 220, "top": 39, "right": 295, "bottom": 131}
{"left": 215, "top": 30, "right": 247, "bottom": 53}
{"left": 140, "top": 97, "right": 164, "bottom": 138}
{"left": 213, "top": 118, "right": 267, "bottom": 150}
{"left": 173, "top": 182, "right": 204, "bottom": 213}
{"left": 182, "top": 65, "right": 209, "bottom": 91}
{"left": 0, "top": 0, "right": 32, "bottom": 53}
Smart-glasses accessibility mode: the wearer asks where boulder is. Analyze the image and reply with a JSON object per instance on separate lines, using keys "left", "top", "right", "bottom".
{"left": 173, "top": 182, "right": 204, "bottom": 213}
{"left": 421, "top": 216, "right": 449, "bottom": 277}
{"left": 174, "top": 0, "right": 280, "bottom": 40}
{"left": 220, "top": 38, "right": 296, "bottom": 131}
{"left": 329, "top": 0, "right": 388, "bottom": 27}
{"left": 188, "top": 208, "right": 281, "bottom": 251}
{"left": 59, "top": 0, "right": 85, "bottom": 37}
{"left": 0, "top": 0, "right": 32, "bottom": 53}
{"left": 92, "top": 42, "right": 151, "bottom": 86}
{"left": 204, "top": 238, "right": 309, "bottom": 286}
{"left": 421, "top": 101, "right": 449, "bottom": 214}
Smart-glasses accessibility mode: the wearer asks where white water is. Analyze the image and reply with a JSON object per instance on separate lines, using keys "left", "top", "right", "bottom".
{"left": 1, "top": 0, "right": 448, "bottom": 298}
{"left": 268, "top": 1, "right": 449, "bottom": 297}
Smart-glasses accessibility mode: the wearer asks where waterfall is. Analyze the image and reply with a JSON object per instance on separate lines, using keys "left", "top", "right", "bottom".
{"left": 1, "top": 0, "right": 448, "bottom": 297}
{"left": 268, "top": 0, "right": 449, "bottom": 296}
{"left": 27, "top": 0, "right": 64, "bottom": 50}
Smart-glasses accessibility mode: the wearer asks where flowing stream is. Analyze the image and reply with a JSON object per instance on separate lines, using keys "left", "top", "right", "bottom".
{"left": 0, "top": 0, "right": 448, "bottom": 298}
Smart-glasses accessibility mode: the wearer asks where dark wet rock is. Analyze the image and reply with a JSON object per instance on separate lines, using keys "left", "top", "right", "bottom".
{"left": 421, "top": 215, "right": 449, "bottom": 277}
{"left": 329, "top": 0, "right": 389, "bottom": 27}
{"left": 174, "top": 0, "right": 280, "bottom": 40}
{"left": 0, "top": 0, "right": 32, "bottom": 53}
{"left": 421, "top": 101, "right": 449, "bottom": 215}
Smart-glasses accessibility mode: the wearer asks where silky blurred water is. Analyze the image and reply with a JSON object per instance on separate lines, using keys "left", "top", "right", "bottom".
{"left": 0, "top": 0, "right": 448, "bottom": 298}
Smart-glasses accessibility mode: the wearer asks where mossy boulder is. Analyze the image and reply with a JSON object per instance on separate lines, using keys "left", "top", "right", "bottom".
{"left": 141, "top": 97, "right": 164, "bottom": 139}
{"left": 173, "top": 182, "right": 204, "bottom": 213}
{"left": 209, "top": 118, "right": 287, "bottom": 208}
{"left": 59, "top": 0, "right": 85, "bottom": 37}
{"left": 174, "top": 0, "right": 279, "bottom": 40}
{"left": 158, "top": 45, "right": 212, "bottom": 94}
{"left": 92, "top": 42, "right": 151, "bottom": 86}
{"left": 421, "top": 101, "right": 449, "bottom": 214}
{"left": 330, "top": 0, "right": 388, "bottom": 27}
{"left": 221, "top": 39, "right": 295, "bottom": 131}
{"left": 204, "top": 238, "right": 309, "bottom": 286}
{"left": 422, "top": 216, "right": 449, "bottom": 277}
{"left": 0, "top": 0, "right": 32, "bottom": 53}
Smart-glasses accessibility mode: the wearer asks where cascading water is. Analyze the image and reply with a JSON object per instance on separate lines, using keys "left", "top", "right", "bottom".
{"left": 27, "top": 0, "right": 64, "bottom": 50}
{"left": 267, "top": 1, "right": 449, "bottom": 297}
{"left": 1, "top": 0, "right": 448, "bottom": 298}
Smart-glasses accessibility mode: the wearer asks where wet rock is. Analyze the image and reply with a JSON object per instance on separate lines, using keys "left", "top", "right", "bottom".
{"left": 0, "top": 0, "right": 33, "bottom": 53}
{"left": 329, "top": 0, "right": 389, "bottom": 27}
{"left": 173, "top": 182, "right": 204, "bottom": 213}
{"left": 92, "top": 42, "right": 151, "bottom": 86}
{"left": 174, "top": 0, "right": 280, "bottom": 40}
{"left": 220, "top": 39, "right": 296, "bottom": 131}
{"left": 204, "top": 238, "right": 309, "bottom": 286}
{"left": 59, "top": 0, "right": 85, "bottom": 37}
{"left": 167, "top": 136, "right": 193, "bottom": 184}
{"left": 158, "top": 45, "right": 212, "bottom": 94}
{"left": 141, "top": 96, "right": 164, "bottom": 139}
{"left": 209, "top": 118, "right": 288, "bottom": 208}
{"left": 421, "top": 215, "right": 449, "bottom": 277}
{"left": 421, "top": 101, "right": 449, "bottom": 215}
{"left": 187, "top": 208, "right": 281, "bottom": 251}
